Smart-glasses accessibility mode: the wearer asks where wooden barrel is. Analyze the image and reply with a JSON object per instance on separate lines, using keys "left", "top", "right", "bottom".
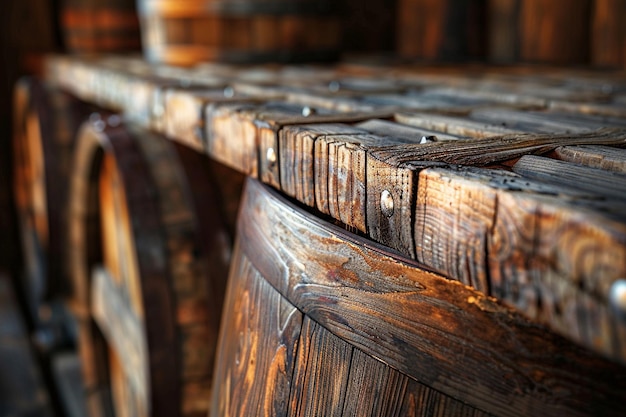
{"left": 489, "top": 0, "right": 592, "bottom": 65}
{"left": 12, "top": 77, "right": 94, "bottom": 323}
{"left": 520, "top": 0, "right": 591, "bottom": 65}
{"left": 137, "top": 0, "right": 341, "bottom": 66}
{"left": 397, "top": 0, "right": 487, "bottom": 61}
{"left": 592, "top": 0, "right": 626, "bottom": 69}
{"left": 68, "top": 119, "right": 242, "bottom": 417}
{"left": 61, "top": 0, "right": 142, "bottom": 53}
{"left": 212, "top": 177, "right": 626, "bottom": 417}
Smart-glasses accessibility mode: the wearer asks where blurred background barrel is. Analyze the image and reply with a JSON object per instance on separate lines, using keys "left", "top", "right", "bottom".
{"left": 592, "top": 0, "right": 626, "bottom": 69}
{"left": 68, "top": 119, "right": 243, "bottom": 417}
{"left": 12, "top": 78, "right": 94, "bottom": 326}
{"left": 397, "top": 0, "right": 487, "bottom": 62}
{"left": 137, "top": 0, "right": 341, "bottom": 65}
{"left": 519, "top": 0, "right": 591, "bottom": 65}
{"left": 61, "top": 0, "right": 142, "bottom": 53}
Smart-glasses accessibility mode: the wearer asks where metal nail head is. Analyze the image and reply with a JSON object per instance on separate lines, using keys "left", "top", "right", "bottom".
{"left": 610, "top": 279, "right": 626, "bottom": 319}
{"left": 266, "top": 147, "right": 277, "bottom": 168}
{"left": 381, "top": 190, "right": 394, "bottom": 218}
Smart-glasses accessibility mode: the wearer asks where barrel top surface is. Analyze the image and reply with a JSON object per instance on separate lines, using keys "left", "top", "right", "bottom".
{"left": 46, "top": 54, "right": 626, "bottom": 364}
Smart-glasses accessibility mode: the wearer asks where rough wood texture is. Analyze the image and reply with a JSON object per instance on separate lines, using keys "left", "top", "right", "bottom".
{"left": 513, "top": 154, "right": 626, "bottom": 201}
{"left": 555, "top": 145, "right": 626, "bottom": 173}
{"left": 233, "top": 178, "right": 626, "bottom": 417}
{"left": 46, "top": 54, "right": 626, "bottom": 365}
{"left": 216, "top": 237, "right": 491, "bottom": 417}
{"left": 210, "top": 242, "right": 303, "bottom": 417}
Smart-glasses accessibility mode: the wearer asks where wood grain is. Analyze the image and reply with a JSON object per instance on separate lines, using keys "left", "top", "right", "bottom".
{"left": 513, "top": 154, "right": 626, "bottom": 201}
{"left": 288, "top": 317, "right": 352, "bottom": 417}
{"left": 237, "top": 178, "right": 626, "bottom": 417}
{"left": 279, "top": 123, "right": 366, "bottom": 207}
{"left": 210, "top": 242, "right": 303, "bottom": 417}
{"left": 555, "top": 145, "right": 626, "bottom": 173}
{"left": 369, "top": 128, "right": 626, "bottom": 167}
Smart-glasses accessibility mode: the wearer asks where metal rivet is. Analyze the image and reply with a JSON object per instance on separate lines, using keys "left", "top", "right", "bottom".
{"left": 93, "top": 120, "right": 106, "bottom": 132}
{"left": 302, "top": 106, "right": 316, "bottom": 117}
{"left": 420, "top": 135, "right": 437, "bottom": 144}
{"left": 223, "top": 86, "right": 235, "bottom": 98}
{"left": 89, "top": 112, "right": 102, "bottom": 123}
{"left": 381, "top": 190, "right": 394, "bottom": 218}
{"left": 610, "top": 279, "right": 626, "bottom": 318}
{"left": 328, "top": 81, "right": 340, "bottom": 92}
{"left": 266, "top": 147, "right": 277, "bottom": 167}
{"left": 107, "top": 115, "right": 122, "bottom": 127}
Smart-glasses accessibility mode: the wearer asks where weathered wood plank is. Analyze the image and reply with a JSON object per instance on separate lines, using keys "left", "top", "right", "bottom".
{"left": 162, "top": 87, "right": 247, "bottom": 152}
{"left": 91, "top": 267, "right": 148, "bottom": 411}
{"left": 238, "top": 178, "right": 626, "bottom": 417}
{"left": 395, "top": 112, "right": 519, "bottom": 138}
{"left": 341, "top": 348, "right": 409, "bottom": 417}
{"left": 399, "top": 378, "right": 491, "bottom": 417}
{"left": 369, "top": 128, "right": 626, "bottom": 167}
{"left": 279, "top": 123, "right": 366, "bottom": 206}
{"left": 512, "top": 154, "right": 626, "bottom": 201}
{"left": 414, "top": 167, "right": 496, "bottom": 293}
{"left": 355, "top": 118, "right": 461, "bottom": 141}
{"left": 469, "top": 108, "right": 621, "bottom": 133}
{"left": 288, "top": 317, "right": 352, "bottom": 417}
{"left": 210, "top": 243, "right": 303, "bottom": 417}
{"left": 555, "top": 145, "right": 626, "bottom": 173}
{"left": 489, "top": 189, "right": 626, "bottom": 359}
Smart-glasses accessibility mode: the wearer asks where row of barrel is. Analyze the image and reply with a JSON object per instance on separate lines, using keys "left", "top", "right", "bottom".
{"left": 60, "top": 0, "right": 626, "bottom": 68}
{"left": 14, "top": 54, "right": 626, "bottom": 416}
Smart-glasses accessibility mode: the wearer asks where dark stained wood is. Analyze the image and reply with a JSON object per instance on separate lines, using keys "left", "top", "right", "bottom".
{"left": 217, "top": 221, "right": 494, "bottom": 417}
{"left": 288, "top": 317, "right": 352, "bottom": 417}
{"left": 341, "top": 348, "right": 410, "bottom": 417}
{"left": 210, "top": 242, "right": 303, "bottom": 417}
{"left": 236, "top": 178, "right": 626, "bottom": 417}
{"left": 555, "top": 145, "right": 626, "bottom": 173}
{"left": 399, "top": 378, "right": 490, "bottom": 417}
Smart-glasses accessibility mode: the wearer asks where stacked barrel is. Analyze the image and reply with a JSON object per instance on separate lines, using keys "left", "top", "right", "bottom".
{"left": 15, "top": 54, "right": 622, "bottom": 416}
